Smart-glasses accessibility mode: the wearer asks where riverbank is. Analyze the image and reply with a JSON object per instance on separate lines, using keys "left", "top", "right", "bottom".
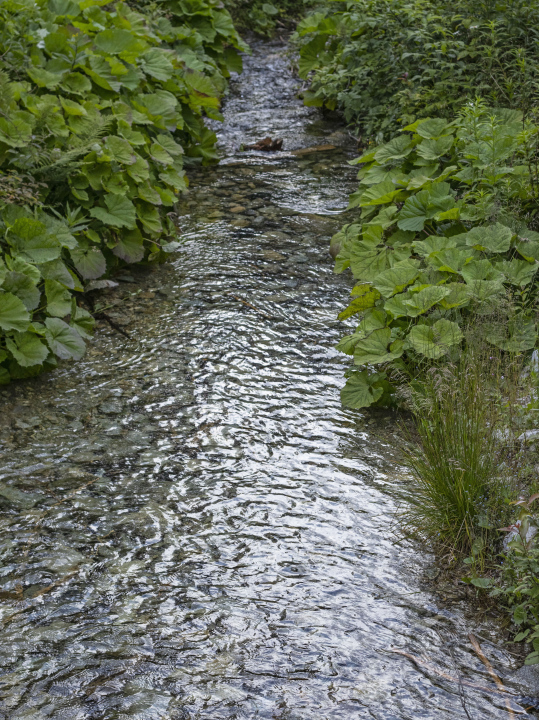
{"left": 0, "top": 37, "right": 531, "bottom": 719}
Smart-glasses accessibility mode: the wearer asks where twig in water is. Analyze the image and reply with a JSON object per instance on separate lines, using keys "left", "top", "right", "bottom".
{"left": 225, "top": 292, "right": 273, "bottom": 319}
{"left": 96, "top": 311, "right": 131, "bottom": 339}
{"left": 388, "top": 648, "right": 523, "bottom": 702}
{"left": 469, "top": 633, "right": 516, "bottom": 719}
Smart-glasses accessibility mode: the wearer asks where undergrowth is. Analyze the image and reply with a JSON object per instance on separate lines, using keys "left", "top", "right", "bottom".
{"left": 0, "top": 0, "right": 246, "bottom": 381}
{"left": 294, "top": 0, "right": 539, "bottom": 140}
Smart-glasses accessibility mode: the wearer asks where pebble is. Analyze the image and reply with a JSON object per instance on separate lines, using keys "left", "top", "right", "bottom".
{"left": 98, "top": 400, "right": 123, "bottom": 415}
{"left": 229, "top": 205, "right": 246, "bottom": 213}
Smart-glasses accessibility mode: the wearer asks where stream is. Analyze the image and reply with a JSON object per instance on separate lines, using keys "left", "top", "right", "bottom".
{"left": 0, "top": 38, "right": 535, "bottom": 720}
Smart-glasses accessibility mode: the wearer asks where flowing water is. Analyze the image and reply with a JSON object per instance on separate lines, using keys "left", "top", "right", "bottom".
{"left": 0, "top": 39, "right": 535, "bottom": 720}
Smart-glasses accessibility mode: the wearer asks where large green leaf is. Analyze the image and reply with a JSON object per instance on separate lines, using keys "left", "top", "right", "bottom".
{"left": 90, "top": 194, "right": 137, "bottom": 229}
{"left": 70, "top": 243, "right": 107, "bottom": 280}
{"left": 94, "top": 29, "right": 141, "bottom": 55}
{"left": 112, "top": 230, "right": 145, "bottom": 263}
{"left": 397, "top": 184, "right": 455, "bottom": 231}
{"left": 0, "top": 292, "right": 30, "bottom": 332}
{"left": 105, "top": 136, "right": 136, "bottom": 165}
{"left": 71, "top": 305, "right": 95, "bottom": 340}
{"left": 341, "top": 370, "right": 384, "bottom": 409}
{"left": 496, "top": 259, "right": 538, "bottom": 287}
{"left": 486, "top": 318, "right": 536, "bottom": 352}
{"left": 360, "top": 180, "right": 403, "bottom": 206}
{"left": 415, "top": 119, "right": 453, "bottom": 139}
{"left": 0, "top": 117, "right": 33, "bottom": 148}
{"left": 439, "top": 283, "right": 471, "bottom": 309}
{"left": 338, "top": 290, "right": 380, "bottom": 319}
{"left": 2, "top": 271, "right": 40, "bottom": 311}
{"left": 464, "top": 223, "right": 512, "bottom": 253}
{"left": 428, "top": 247, "right": 473, "bottom": 274}
{"left": 408, "top": 319, "right": 463, "bottom": 359}
{"left": 140, "top": 49, "right": 174, "bottom": 81}
{"left": 403, "top": 285, "right": 450, "bottom": 316}
{"left": 416, "top": 135, "right": 454, "bottom": 160}
{"left": 373, "top": 261, "right": 419, "bottom": 298}
{"left": 413, "top": 236, "right": 456, "bottom": 256}
{"left": 460, "top": 259, "right": 501, "bottom": 282}
{"left": 45, "top": 318, "right": 85, "bottom": 360}
{"left": 353, "top": 328, "right": 404, "bottom": 365}
{"left": 6, "top": 332, "right": 48, "bottom": 367}
{"left": 45, "top": 280, "right": 72, "bottom": 318}
{"left": 374, "top": 135, "right": 413, "bottom": 162}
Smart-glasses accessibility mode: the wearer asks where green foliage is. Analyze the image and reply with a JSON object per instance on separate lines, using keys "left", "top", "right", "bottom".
{"left": 334, "top": 101, "right": 539, "bottom": 408}
{"left": 401, "top": 350, "right": 505, "bottom": 552}
{"left": 491, "top": 494, "right": 539, "bottom": 665}
{"left": 0, "top": 0, "right": 246, "bottom": 381}
{"left": 295, "top": 0, "right": 539, "bottom": 139}
{"left": 225, "top": 0, "right": 311, "bottom": 36}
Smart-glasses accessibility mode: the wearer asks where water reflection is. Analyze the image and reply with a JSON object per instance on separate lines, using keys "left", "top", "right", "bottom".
{"left": 0, "top": 38, "right": 532, "bottom": 720}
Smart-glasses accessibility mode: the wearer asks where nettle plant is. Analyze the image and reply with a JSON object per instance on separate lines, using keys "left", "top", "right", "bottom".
{"left": 333, "top": 101, "right": 539, "bottom": 409}
{"left": 295, "top": 0, "right": 539, "bottom": 140}
{"left": 0, "top": 0, "right": 246, "bottom": 381}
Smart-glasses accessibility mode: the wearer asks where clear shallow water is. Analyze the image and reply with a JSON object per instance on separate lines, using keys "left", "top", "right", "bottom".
{"left": 0, "top": 39, "right": 534, "bottom": 720}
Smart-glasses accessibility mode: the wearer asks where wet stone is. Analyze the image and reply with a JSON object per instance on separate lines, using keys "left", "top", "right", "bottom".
{"left": 98, "top": 400, "right": 123, "bottom": 415}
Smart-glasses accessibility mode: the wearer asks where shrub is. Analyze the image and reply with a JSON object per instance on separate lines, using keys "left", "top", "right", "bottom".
{"left": 225, "top": 0, "right": 311, "bottom": 36}
{"left": 333, "top": 101, "right": 539, "bottom": 408}
{"left": 0, "top": 0, "right": 246, "bottom": 381}
{"left": 295, "top": 0, "right": 539, "bottom": 140}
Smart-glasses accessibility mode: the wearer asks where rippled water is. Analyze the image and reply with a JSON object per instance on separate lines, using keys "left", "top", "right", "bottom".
{"left": 0, "top": 39, "right": 535, "bottom": 720}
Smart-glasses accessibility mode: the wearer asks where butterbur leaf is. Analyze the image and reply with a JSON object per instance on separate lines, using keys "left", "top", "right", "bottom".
{"left": 338, "top": 290, "right": 380, "bottom": 319}
{"left": 0, "top": 292, "right": 30, "bottom": 332}
{"left": 415, "top": 118, "right": 453, "bottom": 139}
{"left": 90, "top": 194, "right": 137, "bottom": 229}
{"left": 496, "top": 259, "right": 538, "bottom": 287}
{"left": 140, "top": 48, "right": 174, "bottom": 82}
{"left": 105, "top": 136, "right": 136, "bottom": 165}
{"left": 112, "top": 230, "right": 145, "bottom": 263}
{"left": 374, "top": 135, "right": 413, "bottom": 162}
{"left": 45, "top": 318, "right": 85, "bottom": 360}
{"left": 465, "top": 223, "right": 512, "bottom": 253}
{"left": 416, "top": 136, "right": 454, "bottom": 160}
{"left": 360, "top": 180, "right": 402, "bottom": 206}
{"left": 6, "top": 333, "right": 48, "bottom": 367}
{"left": 45, "top": 280, "right": 72, "bottom": 318}
{"left": 94, "top": 29, "right": 141, "bottom": 55}
{"left": 341, "top": 370, "right": 384, "bottom": 409}
{"left": 354, "top": 328, "right": 404, "bottom": 365}
{"left": 373, "top": 262, "right": 419, "bottom": 298}
{"left": 71, "top": 305, "right": 94, "bottom": 340}
{"left": 439, "top": 283, "right": 470, "bottom": 309}
{"left": 403, "top": 285, "right": 450, "bottom": 315}
{"left": 408, "top": 319, "right": 463, "bottom": 359}
{"left": 486, "top": 318, "right": 536, "bottom": 352}
{"left": 2, "top": 271, "right": 40, "bottom": 311}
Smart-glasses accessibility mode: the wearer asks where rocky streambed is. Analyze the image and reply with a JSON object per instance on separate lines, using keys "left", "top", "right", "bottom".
{"left": 0, "top": 38, "right": 535, "bottom": 720}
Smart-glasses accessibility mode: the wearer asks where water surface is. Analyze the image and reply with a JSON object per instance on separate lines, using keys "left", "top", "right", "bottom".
{"left": 0, "top": 38, "right": 533, "bottom": 720}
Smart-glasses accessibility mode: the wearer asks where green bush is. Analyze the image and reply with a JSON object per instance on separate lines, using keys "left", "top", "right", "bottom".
{"left": 295, "top": 0, "right": 539, "bottom": 140}
{"left": 333, "top": 101, "right": 539, "bottom": 408}
{"left": 0, "top": 0, "right": 246, "bottom": 381}
{"left": 225, "top": 0, "right": 311, "bottom": 36}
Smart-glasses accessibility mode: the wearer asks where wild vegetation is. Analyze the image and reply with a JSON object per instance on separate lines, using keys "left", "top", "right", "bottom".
{"left": 0, "top": 0, "right": 245, "bottom": 381}
{"left": 295, "top": 0, "right": 539, "bottom": 663}
{"left": 225, "top": 0, "right": 311, "bottom": 36}
{"left": 295, "top": 0, "right": 539, "bottom": 140}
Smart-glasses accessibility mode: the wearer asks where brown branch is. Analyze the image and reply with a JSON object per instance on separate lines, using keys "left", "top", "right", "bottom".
{"left": 469, "top": 633, "right": 516, "bottom": 719}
